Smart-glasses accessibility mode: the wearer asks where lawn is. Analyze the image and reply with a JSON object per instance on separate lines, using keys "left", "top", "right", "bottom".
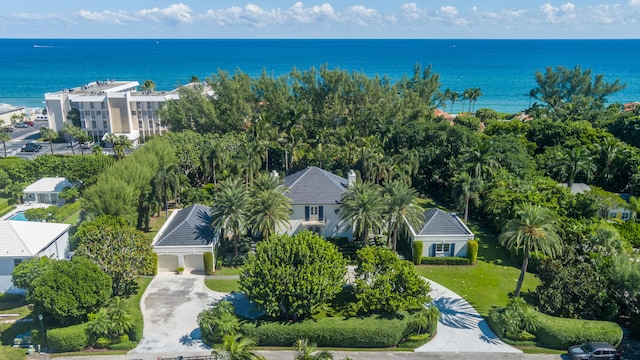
{"left": 213, "top": 266, "right": 243, "bottom": 275}
{"left": 61, "top": 210, "right": 81, "bottom": 225}
{"left": 145, "top": 212, "right": 172, "bottom": 239}
{"left": 414, "top": 223, "right": 540, "bottom": 317}
{"left": 205, "top": 279, "right": 241, "bottom": 293}
{"left": 0, "top": 294, "right": 35, "bottom": 360}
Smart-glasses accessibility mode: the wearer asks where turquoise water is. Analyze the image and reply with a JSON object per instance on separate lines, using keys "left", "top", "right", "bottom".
{"left": 1, "top": 39, "right": 639, "bottom": 113}
{"left": 8, "top": 212, "right": 28, "bottom": 221}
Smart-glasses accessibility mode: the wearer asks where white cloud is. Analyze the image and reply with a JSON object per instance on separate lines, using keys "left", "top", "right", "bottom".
{"left": 539, "top": 2, "right": 577, "bottom": 24}
{"left": 137, "top": 3, "right": 193, "bottom": 25}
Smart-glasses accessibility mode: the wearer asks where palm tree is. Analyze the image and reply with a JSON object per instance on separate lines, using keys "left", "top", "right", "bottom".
{"left": 39, "top": 127, "right": 58, "bottom": 155}
{"left": 449, "top": 90, "right": 460, "bottom": 114}
{"left": 462, "top": 140, "right": 499, "bottom": 182}
{"left": 498, "top": 204, "right": 562, "bottom": 297}
{"left": 383, "top": 181, "right": 423, "bottom": 251}
{"left": 249, "top": 182, "right": 291, "bottom": 241}
{"left": 211, "top": 178, "right": 250, "bottom": 258}
{"left": 294, "top": 339, "right": 333, "bottom": 360}
{"left": 524, "top": 89, "right": 538, "bottom": 109}
{"left": 451, "top": 171, "right": 483, "bottom": 223}
{"left": 470, "top": 87, "right": 482, "bottom": 113}
{"left": 152, "top": 164, "right": 180, "bottom": 219}
{"left": 213, "top": 334, "right": 265, "bottom": 360}
{"left": 106, "top": 297, "right": 133, "bottom": 337}
{"left": 112, "top": 134, "right": 132, "bottom": 159}
{"left": 0, "top": 131, "right": 10, "bottom": 158}
{"left": 552, "top": 146, "right": 596, "bottom": 189}
{"left": 61, "top": 123, "right": 80, "bottom": 155}
{"left": 340, "top": 181, "right": 385, "bottom": 244}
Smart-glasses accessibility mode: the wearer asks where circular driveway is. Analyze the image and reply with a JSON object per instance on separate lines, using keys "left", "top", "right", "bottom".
{"left": 130, "top": 273, "right": 225, "bottom": 354}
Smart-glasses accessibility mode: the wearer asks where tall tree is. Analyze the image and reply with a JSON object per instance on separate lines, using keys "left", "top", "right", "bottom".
{"left": 340, "top": 181, "right": 385, "bottom": 243}
{"left": 462, "top": 140, "right": 500, "bottom": 182}
{"left": 499, "top": 204, "right": 562, "bottom": 298}
{"left": 152, "top": 163, "right": 180, "bottom": 219}
{"left": 451, "top": 171, "right": 483, "bottom": 223}
{"left": 249, "top": 174, "right": 291, "bottom": 241}
{"left": 552, "top": 146, "right": 596, "bottom": 189}
{"left": 210, "top": 178, "right": 250, "bottom": 258}
{"left": 0, "top": 131, "right": 10, "bottom": 158}
{"left": 40, "top": 127, "right": 58, "bottom": 155}
{"left": 383, "top": 181, "right": 424, "bottom": 251}
{"left": 61, "top": 123, "right": 81, "bottom": 155}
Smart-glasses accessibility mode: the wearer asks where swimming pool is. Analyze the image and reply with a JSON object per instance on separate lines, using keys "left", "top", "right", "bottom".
{"left": 8, "top": 212, "right": 28, "bottom": 221}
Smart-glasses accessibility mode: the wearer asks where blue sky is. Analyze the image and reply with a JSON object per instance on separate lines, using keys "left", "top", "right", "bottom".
{"left": 2, "top": 1, "right": 640, "bottom": 38}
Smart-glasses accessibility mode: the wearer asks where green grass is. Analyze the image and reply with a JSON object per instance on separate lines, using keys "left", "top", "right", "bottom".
{"left": 145, "top": 212, "right": 171, "bottom": 239}
{"left": 213, "top": 266, "right": 243, "bottom": 275}
{"left": 62, "top": 210, "right": 81, "bottom": 225}
{"left": 414, "top": 224, "right": 540, "bottom": 317}
{"left": 0, "top": 295, "right": 33, "bottom": 360}
{"left": 205, "top": 279, "right": 241, "bottom": 293}
{"left": 126, "top": 277, "right": 152, "bottom": 343}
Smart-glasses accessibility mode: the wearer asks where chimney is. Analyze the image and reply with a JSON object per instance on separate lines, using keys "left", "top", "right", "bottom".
{"left": 270, "top": 170, "right": 279, "bottom": 179}
{"left": 348, "top": 169, "right": 356, "bottom": 187}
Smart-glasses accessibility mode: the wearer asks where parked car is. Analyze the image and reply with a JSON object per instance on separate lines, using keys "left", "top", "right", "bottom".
{"left": 1, "top": 126, "right": 13, "bottom": 133}
{"left": 24, "top": 120, "right": 35, "bottom": 126}
{"left": 24, "top": 142, "right": 42, "bottom": 150}
{"left": 81, "top": 141, "right": 95, "bottom": 149}
{"left": 21, "top": 145, "right": 40, "bottom": 153}
{"left": 568, "top": 342, "right": 620, "bottom": 360}
{"left": 15, "top": 122, "right": 29, "bottom": 128}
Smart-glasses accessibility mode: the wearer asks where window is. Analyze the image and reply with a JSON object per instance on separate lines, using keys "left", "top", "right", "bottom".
{"left": 307, "top": 226, "right": 322, "bottom": 235}
{"left": 103, "top": 121, "right": 108, "bottom": 129}
{"left": 90, "top": 103, "right": 95, "bottom": 109}
{"left": 622, "top": 212, "right": 631, "bottom": 221}
{"left": 92, "top": 121, "right": 97, "bottom": 129}
{"left": 436, "top": 244, "right": 451, "bottom": 253}
{"left": 310, "top": 206, "right": 318, "bottom": 216}
{"left": 101, "top": 102, "right": 105, "bottom": 109}
{"left": 13, "top": 259, "right": 22, "bottom": 267}
{"left": 132, "top": 111, "right": 137, "bottom": 116}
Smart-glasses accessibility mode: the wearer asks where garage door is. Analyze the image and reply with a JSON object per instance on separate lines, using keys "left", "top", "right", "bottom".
{"left": 184, "top": 254, "right": 204, "bottom": 271}
{"left": 157, "top": 255, "right": 179, "bottom": 272}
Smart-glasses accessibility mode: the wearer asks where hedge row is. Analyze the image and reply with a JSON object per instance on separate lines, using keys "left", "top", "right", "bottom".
{"left": 52, "top": 201, "right": 82, "bottom": 222}
{"left": 47, "top": 323, "right": 90, "bottom": 352}
{"left": 535, "top": 312, "right": 623, "bottom": 349}
{"left": 421, "top": 257, "right": 470, "bottom": 265}
{"left": 241, "top": 312, "right": 415, "bottom": 347}
{"left": 487, "top": 308, "right": 623, "bottom": 350}
{"left": 0, "top": 205, "right": 16, "bottom": 218}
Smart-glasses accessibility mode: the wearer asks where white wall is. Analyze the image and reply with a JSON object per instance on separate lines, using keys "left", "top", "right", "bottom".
{"left": 416, "top": 235, "right": 473, "bottom": 258}
{"left": 38, "top": 231, "right": 70, "bottom": 260}
{"left": 154, "top": 245, "right": 214, "bottom": 272}
{"left": 284, "top": 204, "right": 352, "bottom": 240}
{"left": 0, "top": 257, "right": 29, "bottom": 294}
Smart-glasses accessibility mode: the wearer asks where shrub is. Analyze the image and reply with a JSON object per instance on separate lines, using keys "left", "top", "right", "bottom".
{"left": 47, "top": 323, "right": 90, "bottom": 352}
{"left": 412, "top": 241, "right": 423, "bottom": 265}
{"left": 534, "top": 312, "right": 623, "bottom": 349}
{"left": 107, "top": 340, "right": 138, "bottom": 350}
{"left": 0, "top": 205, "right": 16, "bottom": 218}
{"left": 94, "top": 337, "right": 110, "bottom": 349}
{"left": 421, "top": 257, "right": 470, "bottom": 265}
{"left": 241, "top": 312, "right": 414, "bottom": 347}
{"left": 467, "top": 239, "right": 478, "bottom": 265}
{"left": 204, "top": 252, "right": 214, "bottom": 275}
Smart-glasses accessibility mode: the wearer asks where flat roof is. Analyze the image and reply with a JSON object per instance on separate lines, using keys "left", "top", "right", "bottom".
{"left": 24, "top": 177, "right": 72, "bottom": 193}
{"left": 46, "top": 80, "right": 139, "bottom": 97}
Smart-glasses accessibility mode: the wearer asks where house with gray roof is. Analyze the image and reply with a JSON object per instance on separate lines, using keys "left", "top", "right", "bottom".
{"left": 279, "top": 166, "right": 355, "bottom": 240}
{"left": 152, "top": 204, "right": 217, "bottom": 273}
{"left": 407, "top": 208, "right": 475, "bottom": 258}
{"left": 0, "top": 220, "right": 70, "bottom": 294}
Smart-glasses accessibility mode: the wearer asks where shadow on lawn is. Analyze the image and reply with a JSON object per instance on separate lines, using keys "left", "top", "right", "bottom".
{"left": 470, "top": 224, "right": 519, "bottom": 268}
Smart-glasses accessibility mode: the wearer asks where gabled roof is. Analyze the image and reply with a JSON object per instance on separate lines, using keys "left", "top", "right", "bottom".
{"left": 154, "top": 204, "right": 215, "bottom": 247}
{"left": 24, "top": 177, "right": 72, "bottom": 193}
{"left": 415, "top": 208, "right": 473, "bottom": 236}
{"left": 282, "top": 167, "right": 348, "bottom": 205}
{"left": 0, "top": 220, "right": 70, "bottom": 257}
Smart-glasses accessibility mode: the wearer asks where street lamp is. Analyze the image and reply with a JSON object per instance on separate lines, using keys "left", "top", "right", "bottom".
{"left": 37, "top": 314, "right": 47, "bottom": 352}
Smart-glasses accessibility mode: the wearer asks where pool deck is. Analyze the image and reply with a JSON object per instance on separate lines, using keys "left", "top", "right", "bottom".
{"left": 1, "top": 203, "right": 52, "bottom": 220}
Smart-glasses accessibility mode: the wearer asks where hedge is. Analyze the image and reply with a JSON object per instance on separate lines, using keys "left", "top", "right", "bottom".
{"left": 487, "top": 308, "right": 623, "bottom": 350}
{"left": 421, "top": 257, "right": 470, "bottom": 265}
{"left": 412, "top": 242, "right": 423, "bottom": 265}
{"left": 241, "top": 312, "right": 415, "bottom": 347}
{"left": 47, "top": 322, "right": 90, "bottom": 352}
{"left": 467, "top": 239, "right": 478, "bottom": 265}
{"left": 535, "top": 312, "right": 623, "bottom": 349}
{"left": 0, "top": 205, "right": 16, "bottom": 218}
{"left": 204, "top": 251, "right": 214, "bottom": 275}
{"left": 52, "top": 201, "right": 82, "bottom": 222}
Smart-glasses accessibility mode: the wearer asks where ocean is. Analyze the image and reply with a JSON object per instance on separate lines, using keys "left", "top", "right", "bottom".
{"left": 1, "top": 39, "right": 639, "bottom": 114}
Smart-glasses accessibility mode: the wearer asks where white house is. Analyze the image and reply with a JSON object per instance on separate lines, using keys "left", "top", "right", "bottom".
{"left": 564, "top": 183, "right": 633, "bottom": 221}
{"left": 153, "top": 204, "right": 217, "bottom": 273}
{"left": 0, "top": 220, "right": 71, "bottom": 294}
{"left": 23, "top": 177, "right": 73, "bottom": 205}
{"left": 279, "top": 167, "right": 354, "bottom": 240}
{"left": 407, "top": 208, "right": 475, "bottom": 258}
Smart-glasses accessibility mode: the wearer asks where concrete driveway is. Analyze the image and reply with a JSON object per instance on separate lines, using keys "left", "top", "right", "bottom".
{"left": 130, "top": 273, "right": 226, "bottom": 354}
{"left": 416, "top": 278, "right": 521, "bottom": 353}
